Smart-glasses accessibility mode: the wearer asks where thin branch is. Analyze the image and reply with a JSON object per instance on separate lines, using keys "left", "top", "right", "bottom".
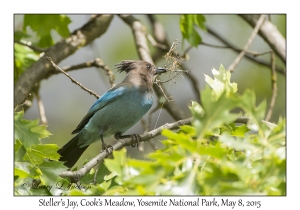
{"left": 58, "top": 116, "right": 249, "bottom": 180}
{"left": 201, "top": 41, "right": 271, "bottom": 57}
{"left": 154, "top": 80, "right": 174, "bottom": 103}
{"left": 145, "top": 105, "right": 162, "bottom": 151}
{"left": 156, "top": 72, "right": 182, "bottom": 84}
{"left": 182, "top": 45, "right": 193, "bottom": 59}
{"left": 206, "top": 27, "right": 285, "bottom": 75}
{"left": 119, "top": 14, "right": 186, "bottom": 121}
{"left": 36, "top": 92, "right": 48, "bottom": 125}
{"left": 46, "top": 56, "right": 100, "bottom": 99}
{"left": 265, "top": 50, "right": 278, "bottom": 121}
{"left": 138, "top": 117, "right": 158, "bottom": 152}
{"left": 147, "top": 34, "right": 168, "bottom": 50}
{"left": 14, "top": 40, "right": 46, "bottom": 52}
{"left": 14, "top": 14, "right": 114, "bottom": 109}
{"left": 31, "top": 83, "right": 48, "bottom": 125}
{"left": 147, "top": 139, "right": 158, "bottom": 151}
{"left": 228, "top": 15, "right": 265, "bottom": 72}
{"left": 239, "top": 14, "right": 286, "bottom": 63}
{"left": 147, "top": 105, "right": 160, "bottom": 133}
{"left": 184, "top": 71, "right": 201, "bottom": 103}
{"left": 57, "top": 58, "right": 116, "bottom": 88}
{"left": 93, "top": 161, "right": 103, "bottom": 184}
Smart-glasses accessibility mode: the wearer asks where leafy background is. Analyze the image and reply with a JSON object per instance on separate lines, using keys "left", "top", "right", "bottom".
{"left": 14, "top": 15, "right": 286, "bottom": 167}
{"left": 14, "top": 14, "right": 286, "bottom": 195}
{"left": 14, "top": 65, "right": 286, "bottom": 195}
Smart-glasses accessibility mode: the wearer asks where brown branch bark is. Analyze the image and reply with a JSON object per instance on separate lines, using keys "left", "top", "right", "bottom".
{"left": 14, "top": 14, "right": 114, "bottom": 109}
{"left": 239, "top": 14, "right": 286, "bottom": 64}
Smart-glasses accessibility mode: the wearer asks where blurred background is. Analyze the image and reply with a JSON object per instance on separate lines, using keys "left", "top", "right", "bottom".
{"left": 14, "top": 14, "right": 286, "bottom": 167}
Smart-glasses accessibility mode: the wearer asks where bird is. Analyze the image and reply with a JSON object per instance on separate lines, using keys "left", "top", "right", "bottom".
{"left": 58, "top": 60, "right": 167, "bottom": 168}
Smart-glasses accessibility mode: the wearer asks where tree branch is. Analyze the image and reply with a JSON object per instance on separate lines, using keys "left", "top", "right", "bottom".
{"left": 119, "top": 14, "right": 186, "bottom": 121}
{"left": 14, "top": 14, "right": 114, "bottom": 109}
{"left": 207, "top": 27, "right": 285, "bottom": 75}
{"left": 228, "top": 15, "right": 265, "bottom": 72}
{"left": 58, "top": 116, "right": 249, "bottom": 180}
{"left": 35, "top": 91, "right": 48, "bottom": 125}
{"left": 265, "top": 50, "right": 277, "bottom": 121}
{"left": 239, "top": 14, "right": 286, "bottom": 63}
{"left": 46, "top": 56, "right": 100, "bottom": 99}
{"left": 54, "top": 58, "right": 116, "bottom": 88}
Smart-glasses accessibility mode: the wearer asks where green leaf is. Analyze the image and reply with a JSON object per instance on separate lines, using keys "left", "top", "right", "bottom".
{"left": 104, "top": 148, "right": 127, "bottom": 176}
{"left": 14, "top": 162, "right": 36, "bottom": 178}
{"left": 14, "top": 110, "right": 51, "bottom": 148}
{"left": 31, "top": 144, "right": 60, "bottom": 160}
{"left": 23, "top": 144, "right": 60, "bottom": 165}
{"left": 14, "top": 30, "right": 30, "bottom": 40}
{"left": 199, "top": 142, "right": 227, "bottom": 159}
{"left": 195, "top": 88, "right": 239, "bottom": 138}
{"left": 162, "top": 129, "right": 198, "bottom": 153}
{"left": 23, "top": 148, "right": 44, "bottom": 165}
{"left": 14, "top": 43, "right": 39, "bottom": 82}
{"left": 14, "top": 139, "right": 26, "bottom": 161}
{"left": 180, "top": 14, "right": 202, "bottom": 47}
{"left": 23, "top": 14, "right": 71, "bottom": 47}
{"left": 194, "top": 15, "right": 207, "bottom": 31}
{"left": 204, "top": 65, "right": 238, "bottom": 98}
{"left": 38, "top": 161, "right": 69, "bottom": 195}
{"left": 223, "top": 123, "right": 250, "bottom": 137}
{"left": 80, "top": 163, "right": 111, "bottom": 185}
{"left": 179, "top": 125, "right": 196, "bottom": 137}
{"left": 189, "top": 101, "right": 204, "bottom": 118}
{"left": 219, "top": 134, "right": 256, "bottom": 151}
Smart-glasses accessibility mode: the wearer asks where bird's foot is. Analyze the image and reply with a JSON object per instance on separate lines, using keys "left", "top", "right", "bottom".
{"left": 101, "top": 143, "right": 113, "bottom": 154}
{"left": 116, "top": 134, "right": 141, "bottom": 148}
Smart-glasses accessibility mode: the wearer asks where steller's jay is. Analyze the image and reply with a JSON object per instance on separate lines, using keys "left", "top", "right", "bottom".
{"left": 58, "top": 60, "right": 166, "bottom": 168}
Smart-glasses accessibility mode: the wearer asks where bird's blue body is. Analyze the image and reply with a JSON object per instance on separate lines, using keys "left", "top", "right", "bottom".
{"left": 78, "top": 83, "right": 153, "bottom": 147}
{"left": 58, "top": 60, "right": 166, "bottom": 167}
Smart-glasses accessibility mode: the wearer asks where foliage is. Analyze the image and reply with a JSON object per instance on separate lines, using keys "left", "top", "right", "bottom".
{"left": 14, "top": 111, "right": 69, "bottom": 195}
{"left": 14, "top": 65, "right": 285, "bottom": 195}
{"left": 179, "top": 14, "right": 206, "bottom": 47}
{"left": 23, "top": 14, "right": 71, "bottom": 48}
{"left": 14, "top": 15, "right": 72, "bottom": 83}
{"left": 14, "top": 43, "right": 39, "bottom": 82}
{"left": 14, "top": 14, "right": 285, "bottom": 196}
{"left": 82, "top": 65, "right": 284, "bottom": 196}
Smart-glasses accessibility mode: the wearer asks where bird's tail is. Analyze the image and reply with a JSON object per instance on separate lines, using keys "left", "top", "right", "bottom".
{"left": 58, "top": 134, "right": 88, "bottom": 168}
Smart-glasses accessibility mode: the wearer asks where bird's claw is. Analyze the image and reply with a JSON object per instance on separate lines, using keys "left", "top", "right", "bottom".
{"left": 102, "top": 143, "right": 113, "bottom": 154}
{"left": 116, "top": 133, "right": 141, "bottom": 148}
{"left": 130, "top": 134, "right": 141, "bottom": 148}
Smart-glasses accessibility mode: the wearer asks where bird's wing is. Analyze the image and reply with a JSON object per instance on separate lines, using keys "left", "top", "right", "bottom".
{"left": 71, "top": 83, "right": 132, "bottom": 134}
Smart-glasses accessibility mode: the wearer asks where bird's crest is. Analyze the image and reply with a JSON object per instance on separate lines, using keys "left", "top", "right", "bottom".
{"left": 114, "top": 60, "right": 140, "bottom": 73}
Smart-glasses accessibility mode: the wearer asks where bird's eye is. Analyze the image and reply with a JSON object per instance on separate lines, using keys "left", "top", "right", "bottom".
{"left": 146, "top": 64, "right": 151, "bottom": 69}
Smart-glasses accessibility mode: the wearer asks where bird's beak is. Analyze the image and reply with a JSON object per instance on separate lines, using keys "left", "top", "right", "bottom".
{"left": 155, "top": 67, "right": 167, "bottom": 75}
